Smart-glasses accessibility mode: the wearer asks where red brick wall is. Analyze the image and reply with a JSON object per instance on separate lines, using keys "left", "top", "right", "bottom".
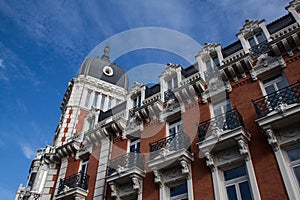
{"left": 65, "top": 156, "right": 80, "bottom": 177}
{"left": 86, "top": 145, "right": 101, "bottom": 200}
{"left": 75, "top": 109, "right": 88, "bottom": 134}
{"left": 229, "top": 75, "right": 288, "bottom": 199}
{"left": 283, "top": 51, "right": 300, "bottom": 84}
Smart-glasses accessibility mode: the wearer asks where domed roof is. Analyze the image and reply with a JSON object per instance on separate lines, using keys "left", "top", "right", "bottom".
{"left": 78, "top": 45, "right": 129, "bottom": 90}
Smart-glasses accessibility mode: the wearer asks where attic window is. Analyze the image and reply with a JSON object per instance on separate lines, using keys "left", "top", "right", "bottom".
{"left": 103, "top": 66, "right": 113, "bottom": 76}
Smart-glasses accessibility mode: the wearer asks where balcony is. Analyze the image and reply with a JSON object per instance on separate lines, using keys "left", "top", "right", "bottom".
{"left": 252, "top": 81, "right": 300, "bottom": 129}
{"left": 56, "top": 172, "right": 89, "bottom": 200}
{"left": 164, "top": 89, "right": 176, "bottom": 102}
{"left": 107, "top": 152, "right": 145, "bottom": 177}
{"left": 197, "top": 109, "right": 249, "bottom": 154}
{"left": 148, "top": 132, "right": 193, "bottom": 170}
{"left": 250, "top": 41, "right": 269, "bottom": 58}
{"left": 107, "top": 153, "right": 145, "bottom": 199}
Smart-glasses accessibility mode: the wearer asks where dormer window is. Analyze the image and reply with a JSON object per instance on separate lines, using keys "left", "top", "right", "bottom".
{"left": 248, "top": 32, "right": 266, "bottom": 48}
{"left": 133, "top": 95, "right": 141, "bottom": 109}
{"left": 167, "top": 76, "right": 178, "bottom": 90}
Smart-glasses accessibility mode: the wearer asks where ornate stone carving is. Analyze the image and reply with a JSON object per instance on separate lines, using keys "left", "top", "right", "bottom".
{"left": 180, "top": 160, "right": 190, "bottom": 178}
{"left": 153, "top": 170, "right": 163, "bottom": 186}
{"left": 238, "top": 19, "right": 264, "bottom": 36}
{"left": 131, "top": 176, "right": 141, "bottom": 194}
{"left": 276, "top": 102, "right": 288, "bottom": 115}
{"left": 205, "top": 152, "right": 215, "bottom": 171}
{"left": 110, "top": 183, "right": 120, "bottom": 199}
{"left": 237, "top": 139, "right": 250, "bottom": 160}
{"left": 265, "top": 129, "right": 279, "bottom": 151}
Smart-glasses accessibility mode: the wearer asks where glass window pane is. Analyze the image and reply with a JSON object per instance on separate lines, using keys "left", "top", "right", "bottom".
{"left": 170, "top": 182, "right": 187, "bottom": 197}
{"left": 85, "top": 90, "right": 91, "bottom": 107}
{"left": 287, "top": 147, "right": 300, "bottom": 162}
{"left": 226, "top": 185, "right": 238, "bottom": 200}
{"left": 248, "top": 37, "right": 256, "bottom": 47}
{"left": 239, "top": 181, "right": 253, "bottom": 200}
{"left": 206, "top": 60, "right": 212, "bottom": 69}
{"left": 169, "top": 127, "right": 176, "bottom": 136}
{"left": 168, "top": 79, "right": 172, "bottom": 89}
{"left": 174, "top": 76, "right": 178, "bottom": 88}
{"left": 293, "top": 165, "right": 300, "bottom": 188}
{"left": 224, "top": 165, "right": 247, "bottom": 181}
{"left": 276, "top": 79, "right": 289, "bottom": 90}
{"left": 214, "top": 107, "right": 222, "bottom": 116}
{"left": 93, "top": 93, "right": 99, "bottom": 107}
{"left": 256, "top": 32, "right": 266, "bottom": 43}
{"left": 265, "top": 85, "right": 276, "bottom": 95}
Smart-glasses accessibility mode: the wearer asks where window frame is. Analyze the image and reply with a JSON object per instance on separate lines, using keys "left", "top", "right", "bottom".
{"left": 169, "top": 181, "right": 188, "bottom": 200}
{"left": 80, "top": 158, "right": 89, "bottom": 175}
{"left": 285, "top": 146, "right": 300, "bottom": 190}
{"left": 167, "top": 119, "right": 183, "bottom": 137}
{"left": 223, "top": 165, "right": 253, "bottom": 200}
{"left": 247, "top": 32, "right": 266, "bottom": 48}
{"left": 262, "top": 73, "right": 289, "bottom": 96}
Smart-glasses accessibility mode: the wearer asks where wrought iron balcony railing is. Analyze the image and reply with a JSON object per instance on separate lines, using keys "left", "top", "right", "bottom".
{"left": 252, "top": 81, "right": 300, "bottom": 118}
{"left": 107, "top": 152, "right": 145, "bottom": 176}
{"left": 57, "top": 171, "right": 89, "bottom": 194}
{"left": 164, "top": 89, "right": 176, "bottom": 102}
{"left": 149, "top": 131, "right": 191, "bottom": 160}
{"left": 249, "top": 41, "right": 269, "bottom": 58}
{"left": 198, "top": 109, "right": 244, "bottom": 142}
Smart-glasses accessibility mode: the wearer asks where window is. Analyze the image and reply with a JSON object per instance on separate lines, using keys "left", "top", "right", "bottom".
{"left": 167, "top": 76, "right": 178, "bottom": 90}
{"left": 262, "top": 73, "right": 289, "bottom": 95}
{"left": 27, "top": 172, "right": 37, "bottom": 188}
{"left": 168, "top": 119, "right": 183, "bottom": 136}
{"left": 133, "top": 95, "right": 141, "bottom": 108}
{"left": 212, "top": 99, "right": 232, "bottom": 117}
{"left": 170, "top": 181, "right": 188, "bottom": 200}
{"left": 84, "top": 90, "right": 92, "bottom": 107}
{"left": 248, "top": 32, "right": 266, "bottom": 48}
{"left": 108, "top": 96, "right": 113, "bottom": 110}
{"left": 129, "top": 138, "right": 140, "bottom": 153}
{"left": 224, "top": 165, "right": 253, "bottom": 200}
{"left": 93, "top": 92, "right": 99, "bottom": 107}
{"left": 80, "top": 159, "right": 89, "bottom": 175}
{"left": 100, "top": 94, "right": 106, "bottom": 111}
{"left": 287, "top": 147, "right": 300, "bottom": 188}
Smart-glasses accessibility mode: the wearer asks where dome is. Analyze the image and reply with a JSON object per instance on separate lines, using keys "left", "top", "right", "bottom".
{"left": 78, "top": 46, "right": 129, "bottom": 90}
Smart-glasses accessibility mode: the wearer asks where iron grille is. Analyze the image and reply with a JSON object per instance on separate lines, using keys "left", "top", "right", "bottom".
{"left": 252, "top": 81, "right": 300, "bottom": 118}
{"left": 249, "top": 41, "right": 269, "bottom": 58}
{"left": 149, "top": 131, "right": 191, "bottom": 159}
{"left": 107, "top": 153, "right": 145, "bottom": 176}
{"left": 197, "top": 109, "right": 244, "bottom": 142}
{"left": 57, "top": 171, "right": 89, "bottom": 194}
{"left": 164, "top": 89, "right": 176, "bottom": 102}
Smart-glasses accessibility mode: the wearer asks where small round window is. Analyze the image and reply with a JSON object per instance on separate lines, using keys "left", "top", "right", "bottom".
{"left": 103, "top": 66, "right": 113, "bottom": 76}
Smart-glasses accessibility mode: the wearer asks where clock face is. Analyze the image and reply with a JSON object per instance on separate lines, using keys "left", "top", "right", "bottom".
{"left": 103, "top": 65, "right": 114, "bottom": 76}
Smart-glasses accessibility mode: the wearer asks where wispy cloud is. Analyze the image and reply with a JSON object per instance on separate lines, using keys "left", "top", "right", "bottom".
{"left": 0, "top": 42, "right": 40, "bottom": 87}
{"left": 20, "top": 143, "right": 36, "bottom": 159}
{"left": 0, "top": 59, "right": 5, "bottom": 69}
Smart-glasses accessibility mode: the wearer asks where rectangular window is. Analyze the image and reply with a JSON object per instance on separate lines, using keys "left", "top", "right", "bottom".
{"left": 167, "top": 76, "right": 178, "bottom": 90}
{"left": 80, "top": 158, "right": 89, "bottom": 175}
{"left": 129, "top": 138, "right": 140, "bottom": 153}
{"left": 168, "top": 119, "right": 183, "bottom": 136}
{"left": 100, "top": 94, "right": 106, "bottom": 110}
{"left": 133, "top": 95, "right": 141, "bottom": 108}
{"left": 93, "top": 92, "right": 99, "bottom": 107}
{"left": 248, "top": 32, "right": 266, "bottom": 48}
{"left": 287, "top": 147, "right": 300, "bottom": 188}
{"left": 108, "top": 96, "right": 113, "bottom": 110}
{"left": 212, "top": 99, "right": 232, "bottom": 117}
{"left": 263, "top": 73, "right": 289, "bottom": 95}
{"left": 84, "top": 90, "right": 91, "bottom": 107}
{"left": 224, "top": 165, "right": 253, "bottom": 200}
{"left": 170, "top": 181, "right": 188, "bottom": 200}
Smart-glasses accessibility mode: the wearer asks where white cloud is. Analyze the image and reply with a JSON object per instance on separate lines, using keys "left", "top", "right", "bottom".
{"left": 21, "top": 143, "right": 36, "bottom": 159}
{"left": 0, "top": 42, "right": 40, "bottom": 87}
{"left": 0, "top": 59, "right": 5, "bottom": 69}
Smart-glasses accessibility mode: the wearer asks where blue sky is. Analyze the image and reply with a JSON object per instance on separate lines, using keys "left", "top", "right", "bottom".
{"left": 0, "top": 0, "right": 287, "bottom": 199}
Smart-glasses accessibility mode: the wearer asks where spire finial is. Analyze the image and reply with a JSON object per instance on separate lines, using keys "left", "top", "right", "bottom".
{"left": 101, "top": 44, "right": 110, "bottom": 61}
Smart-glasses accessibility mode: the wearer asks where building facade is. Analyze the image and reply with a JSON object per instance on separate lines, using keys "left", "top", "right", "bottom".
{"left": 17, "top": 1, "right": 300, "bottom": 199}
